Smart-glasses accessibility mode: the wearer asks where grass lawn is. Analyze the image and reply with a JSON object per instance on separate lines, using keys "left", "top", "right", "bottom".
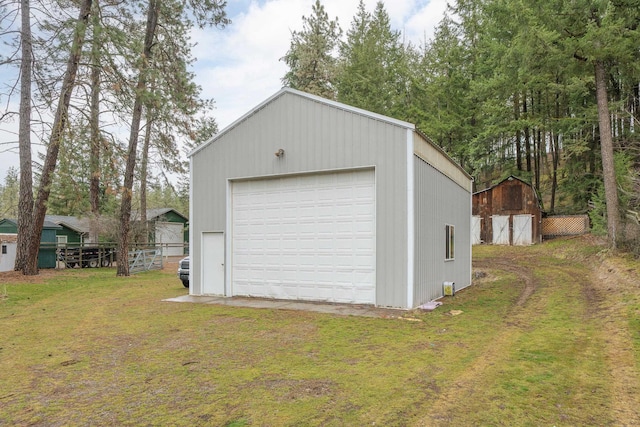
{"left": 1, "top": 236, "right": 639, "bottom": 426}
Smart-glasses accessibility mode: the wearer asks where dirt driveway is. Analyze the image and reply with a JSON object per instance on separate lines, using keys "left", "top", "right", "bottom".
{"left": 418, "top": 237, "right": 640, "bottom": 426}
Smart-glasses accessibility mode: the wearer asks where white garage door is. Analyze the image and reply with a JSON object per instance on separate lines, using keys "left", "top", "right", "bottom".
{"left": 155, "top": 222, "right": 184, "bottom": 256}
{"left": 231, "top": 169, "right": 376, "bottom": 304}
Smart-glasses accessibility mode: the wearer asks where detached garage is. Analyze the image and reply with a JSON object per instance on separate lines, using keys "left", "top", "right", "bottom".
{"left": 189, "top": 88, "right": 472, "bottom": 309}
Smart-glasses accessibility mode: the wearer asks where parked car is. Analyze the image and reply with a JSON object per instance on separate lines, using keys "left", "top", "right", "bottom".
{"left": 178, "top": 256, "right": 189, "bottom": 288}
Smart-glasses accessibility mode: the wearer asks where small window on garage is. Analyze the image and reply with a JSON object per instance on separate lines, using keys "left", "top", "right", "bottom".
{"left": 445, "top": 224, "right": 455, "bottom": 260}
{"left": 1, "top": 245, "right": 7, "bottom": 254}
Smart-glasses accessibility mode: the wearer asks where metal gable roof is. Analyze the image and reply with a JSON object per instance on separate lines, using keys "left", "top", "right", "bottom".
{"left": 45, "top": 215, "right": 91, "bottom": 234}
{"left": 189, "top": 87, "right": 416, "bottom": 159}
{"left": 131, "top": 208, "right": 188, "bottom": 222}
{"left": 1, "top": 218, "right": 62, "bottom": 229}
{"left": 473, "top": 175, "right": 535, "bottom": 195}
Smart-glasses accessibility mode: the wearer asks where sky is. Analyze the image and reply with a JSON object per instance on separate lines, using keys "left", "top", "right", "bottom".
{"left": 0, "top": 0, "right": 449, "bottom": 183}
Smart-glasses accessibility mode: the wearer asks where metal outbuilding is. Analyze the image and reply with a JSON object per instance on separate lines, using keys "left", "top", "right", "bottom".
{"left": 131, "top": 208, "right": 189, "bottom": 256}
{"left": 188, "top": 88, "right": 472, "bottom": 309}
{"left": 0, "top": 233, "right": 18, "bottom": 272}
{"left": 0, "top": 218, "right": 62, "bottom": 268}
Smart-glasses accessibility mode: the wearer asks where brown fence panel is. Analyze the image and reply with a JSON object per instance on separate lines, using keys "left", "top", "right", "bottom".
{"left": 542, "top": 215, "right": 590, "bottom": 237}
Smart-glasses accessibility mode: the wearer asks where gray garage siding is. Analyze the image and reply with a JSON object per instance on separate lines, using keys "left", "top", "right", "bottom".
{"left": 190, "top": 91, "right": 411, "bottom": 307}
{"left": 414, "top": 156, "right": 472, "bottom": 304}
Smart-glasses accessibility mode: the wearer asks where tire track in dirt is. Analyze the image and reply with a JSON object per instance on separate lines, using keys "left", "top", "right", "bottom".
{"left": 415, "top": 254, "right": 540, "bottom": 426}
{"left": 589, "top": 258, "right": 640, "bottom": 425}
{"left": 416, "top": 246, "right": 640, "bottom": 426}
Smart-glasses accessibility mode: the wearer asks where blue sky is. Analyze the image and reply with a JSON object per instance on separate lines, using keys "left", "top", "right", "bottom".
{"left": 0, "top": 0, "right": 448, "bottom": 183}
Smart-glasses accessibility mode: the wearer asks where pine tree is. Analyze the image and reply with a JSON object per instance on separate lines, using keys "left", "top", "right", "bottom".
{"left": 408, "top": 14, "right": 476, "bottom": 170}
{"left": 22, "top": 0, "right": 93, "bottom": 275}
{"left": 116, "top": 0, "right": 229, "bottom": 276}
{"left": 15, "top": 0, "right": 34, "bottom": 272}
{"left": 281, "top": 0, "right": 342, "bottom": 99}
{"left": 0, "top": 167, "right": 20, "bottom": 218}
{"left": 336, "top": 1, "right": 407, "bottom": 116}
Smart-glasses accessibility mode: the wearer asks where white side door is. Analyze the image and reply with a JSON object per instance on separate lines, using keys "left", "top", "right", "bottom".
{"left": 513, "top": 215, "right": 533, "bottom": 245}
{"left": 492, "top": 215, "right": 510, "bottom": 245}
{"left": 201, "top": 232, "right": 225, "bottom": 295}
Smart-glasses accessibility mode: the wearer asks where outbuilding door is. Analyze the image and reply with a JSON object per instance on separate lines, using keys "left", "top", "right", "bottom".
{"left": 202, "top": 232, "right": 225, "bottom": 294}
{"left": 492, "top": 215, "right": 510, "bottom": 245}
{"left": 231, "top": 169, "right": 376, "bottom": 304}
{"left": 513, "top": 214, "right": 533, "bottom": 245}
{"left": 155, "top": 222, "right": 184, "bottom": 256}
{"left": 471, "top": 216, "right": 482, "bottom": 245}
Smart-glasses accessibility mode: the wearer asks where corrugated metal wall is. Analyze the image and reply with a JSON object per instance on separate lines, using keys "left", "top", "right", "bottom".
{"left": 190, "top": 91, "right": 410, "bottom": 307}
{"left": 413, "top": 156, "right": 472, "bottom": 304}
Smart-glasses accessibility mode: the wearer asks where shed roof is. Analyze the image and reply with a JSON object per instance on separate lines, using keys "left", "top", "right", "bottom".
{"left": 45, "top": 215, "right": 91, "bottom": 234}
{"left": 190, "top": 87, "right": 416, "bottom": 158}
{"left": 131, "top": 208, "right": 188, "bottom": 222}
{"left": 1, "top": 218, "right": 62, "bottom": 229}
{"left": 473, "top": 175, "right": 535, "bottom": 195}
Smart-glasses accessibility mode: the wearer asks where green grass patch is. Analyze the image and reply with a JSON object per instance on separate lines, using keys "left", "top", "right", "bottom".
{"left": 1, "top": 238, "right": 638, "bottom": 426}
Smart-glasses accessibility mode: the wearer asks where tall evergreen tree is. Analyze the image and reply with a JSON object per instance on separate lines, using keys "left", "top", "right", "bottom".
{"left": 0, "top": 167, "right": 20, "bottom": 218}
{"left": 551, "top": 0, "right": 640, "bottom": 245}
{"left": 15, "top": 0, "right": 34, "bottom": 272}
{"left": 408, "top": 14, "right": 476, "bottom": 170}
{"left": 337, "top": 1, "right": 407, "bottom": 116}
{"left": 281, "top": 0, "right": 342, "bottom": 99}
{"left": 23, "top": 0, "right": 93, "bottom": 275}
{"left": 116, "top": 0, "right": 229, "bottom": 276}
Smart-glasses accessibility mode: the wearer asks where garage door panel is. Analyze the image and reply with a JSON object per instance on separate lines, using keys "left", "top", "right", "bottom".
{"left": 232, "top": 170, "right": 376, "bottom": 304}
{"left": 155, "top": 222, "right": 184, "bottom": 256}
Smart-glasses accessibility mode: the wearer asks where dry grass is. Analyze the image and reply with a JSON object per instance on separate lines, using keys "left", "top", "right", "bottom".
{"left": 1, "top": 236, "right": 639, "bottom": 426}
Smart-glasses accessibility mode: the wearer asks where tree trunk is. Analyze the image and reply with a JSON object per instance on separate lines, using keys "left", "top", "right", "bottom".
{"left": 139, "top": 113, "right": 152, "bottom": 245}
{"left": 15, "top": 0, "right": 34, "bottom": 272}
{"left": 23, "top": 0, "right": 93, "bottom": 275}
{"left": 89, "top": 0, "right": 101, "bottom": 242}
{"left": 116, "top": 0, "right": 159, "bottom": 276}
{"left": 594, "top": 60, "right": 620, "bottom": 247}
{"left": 514, "top": 92, "right": 522, "bottom": 171}
{"left": 535, "top": 128, "right": 541, "bottom": 192}
{"left": 549, "top": 91, "right": 561, "bottom": 214}
{"left": 523, "top": 93, "right": 532, "bottom": 172}
{"left": 550, "top": 131, "right": 559, "bottom": 213}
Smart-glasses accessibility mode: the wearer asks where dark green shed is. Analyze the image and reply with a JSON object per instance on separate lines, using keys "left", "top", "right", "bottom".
{"left": 0, "top": 218, "right": 62, "bottom": 268}
{"left": 45, "top": 215, "right": 92, "bottom": 245}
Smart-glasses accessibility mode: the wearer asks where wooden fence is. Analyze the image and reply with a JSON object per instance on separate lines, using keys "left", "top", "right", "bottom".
{"left": 54, "top": 242, "right": 180, "bottom": 270}
{"left": 542, "top": 215, "right": 590, "bottom": 237}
